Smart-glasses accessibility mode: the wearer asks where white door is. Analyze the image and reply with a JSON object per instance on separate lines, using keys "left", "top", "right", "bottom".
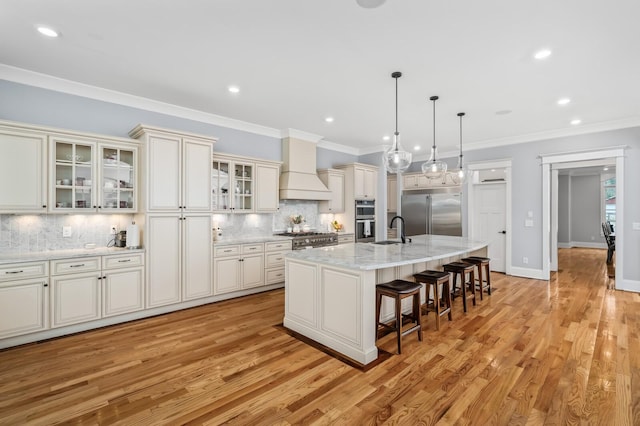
{"left": 241, "top": 254, "right": 264, "bottom": 289}
{"left": 256, "top": 164, "right": 280, "bottom": 212}
{"left": 183, "top": 215, "right": 213, "bottom": 300}
{"left": 474, "top": 183, "right": 507, "bottom": 272}
{"left": 0, "top": 279, "right": 48, "bottom": 338}
{"left": 213, "top": 257, "right": 241, "bottom": 294}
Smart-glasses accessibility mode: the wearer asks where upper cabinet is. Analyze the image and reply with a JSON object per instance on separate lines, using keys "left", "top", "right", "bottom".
{"left": 317, "top": 168, "right": 345, "bottom": 213}
{"left": 212, "top": 153, "right": 280, "bottom": 213}
{"left": 403, "top": 171, "right": 459, "bottom": 189}
{"left": 129, "top": 125, "right": 216, "bottom": 212}
{"left": 337, "top": 163, "right": 378, "bottom": 200}
{"left": 50, "top": 137, "right": 139, "bottom": 213}
{"left": 0, "top": 126, "right": 48, "bottom": 213}
{"left": 387, "top": 175, "right": 397, "bottom": 213}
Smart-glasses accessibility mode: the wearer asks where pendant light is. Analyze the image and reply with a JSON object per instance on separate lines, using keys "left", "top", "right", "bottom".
{"left": 383, "top": 71, "right": 412, "bottom": 174}
{"left": 421, "top": 96, "right": 447, "bottom": 180}
{"left": 450, "top": 112, "right": 469, "bottom": 184}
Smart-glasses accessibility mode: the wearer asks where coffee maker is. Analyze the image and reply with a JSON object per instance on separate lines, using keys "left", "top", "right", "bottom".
{"left": 115, "top": 230, "right": 127, "bottom": 247}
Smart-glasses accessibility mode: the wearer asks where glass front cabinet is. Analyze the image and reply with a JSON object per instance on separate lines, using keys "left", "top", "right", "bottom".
{"left": 212, "top": 157, "right": 254, "bottom": 213}
{"left": 50, "top": 137, "right": 137, "bottom": 213}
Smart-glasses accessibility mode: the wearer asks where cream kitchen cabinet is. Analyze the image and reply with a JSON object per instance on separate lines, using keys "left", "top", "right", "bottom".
{"left": 102, "top": 253, "right": 145, "bottom": 317}
{"left": 0, "top": 261, "right": 49, "bottom": 339}
{"left": 255, "top": 163, "right": 280, "bottom": 212}
{"left": 49, "top": 136, "right": 139, "bottom": 213}
{"left": 0, "top": 125, "right": 48, "bottom": 213}
{"left": 212, "top": 156, "right": 254, "bottom": 213}
{"left": 337, "top": 233, "right": 355, "bottom": 244}
{"left": 130, "top": 125, "right": 215, "bottom": 212}
{"left": 317, "top": 169, "right": 345, "bottom": 213}
{"left": 336, "top": 163, "right": 378, "bottom": 200}
{"left": 213, "top": 243, "right": 265, "bottom": 294}
{"left": 403, "top": 171, "right": 459, "bottom": 189}
{"left": 146, "top": 214, "right": 213, "bottom": 307}
{"left": 264, "top": 241, "right": 291, "bottom": 285}
{"left": 50, "top": 257, "right": 102, "bottom": 328}
{"left": 387, "top": 175, "right": 397, "bottom": 213}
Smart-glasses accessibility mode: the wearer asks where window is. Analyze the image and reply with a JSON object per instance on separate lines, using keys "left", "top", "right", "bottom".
{"left": 603, "top": 176, "right": 616, "bottom": 229}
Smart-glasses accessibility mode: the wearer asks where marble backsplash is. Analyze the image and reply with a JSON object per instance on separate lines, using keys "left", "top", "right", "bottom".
{"left": 0, "top": 214, "right": 135, "bottom": 252}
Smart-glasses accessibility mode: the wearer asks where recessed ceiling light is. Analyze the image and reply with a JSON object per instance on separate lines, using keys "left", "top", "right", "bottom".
{"left": 534, "top": 49, "right": 552, "bottom": 60}
{"left": 491, "top": 169, "right": 496, "bottom": 172}
{"left": 325, "top": 117, "right": 334, "bottom": 123}
{"left": 495, "top": 109, "right": 512, "bottom": 115}
{"left": 557, "top": 98, "right": 571, "bottom": 106}
{"left": 603, "top": 167, "right": 609, "bottom": 171}
{"left": 37, "top": 26, "right": 59, "bottom": 37}
{"left": 228, "top": 86, "right": 240, "bottom": 94}
{"left": 382, "top": 135, "right": 390, "bottom": 141}
{"left": 413, "top": 146, "right": 421, "bottom": 151}
{"left": 570, "top": 119, "right": 581, "bottom": 125}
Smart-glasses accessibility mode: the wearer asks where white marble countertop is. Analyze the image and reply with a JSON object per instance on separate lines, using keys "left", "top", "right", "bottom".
{"left": 0, "top": 247, "right": 145, "bottom": 265}
{"left": 213, "top": 235, "right": 293, "bottom": 246}
{"left": 286, "top": 234, "right": 487, "bottom": 270}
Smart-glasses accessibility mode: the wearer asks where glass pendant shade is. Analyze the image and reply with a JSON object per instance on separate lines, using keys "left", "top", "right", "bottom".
{"left": 383, "top": 71, "right": 412, "bottom": 174}
{"left": 422, "top": 95, "right": 447, "bottom": 180}
{"left": 384, "top": 133, "right": 412, "bottom": 173}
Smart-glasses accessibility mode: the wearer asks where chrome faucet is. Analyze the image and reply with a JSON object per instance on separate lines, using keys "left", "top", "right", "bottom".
{"left": 390, "top": 215, "right": 406, "bottom": 244}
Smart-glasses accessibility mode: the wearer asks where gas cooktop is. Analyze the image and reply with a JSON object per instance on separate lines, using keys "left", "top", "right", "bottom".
{"left": 277, "top": 231, "right": 335, "bottom": 237}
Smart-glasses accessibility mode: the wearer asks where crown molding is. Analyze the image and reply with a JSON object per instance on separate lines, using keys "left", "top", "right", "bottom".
{"left": 317, "top": 139, "right": 360, "bottom": 155}
{"left": 280, "top": 128, "right": 324, "bottom": 142}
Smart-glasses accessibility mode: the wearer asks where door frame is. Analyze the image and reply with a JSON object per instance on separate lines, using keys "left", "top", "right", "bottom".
{"left": 541, "top": 147, "right": 625, "bottom": 288}
{"left": 466, "top": 159, "right": 512, "bottom": 276}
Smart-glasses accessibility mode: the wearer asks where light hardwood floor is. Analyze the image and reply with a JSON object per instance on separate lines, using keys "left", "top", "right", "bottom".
{"left": 0, "top": 248, "right": 637, "bottom": 425}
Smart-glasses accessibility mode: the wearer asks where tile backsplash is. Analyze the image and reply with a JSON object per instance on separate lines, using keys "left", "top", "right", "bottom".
{"left": 0, "top": 214, "right": 134, "bottom": 252}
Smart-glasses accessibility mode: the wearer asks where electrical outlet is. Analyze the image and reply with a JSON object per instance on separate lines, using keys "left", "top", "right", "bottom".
{"left": 522, "top": 257, "right": 528, "bottom": 264}
{"left": 62, "top": 226, "right": 72, "bottom": 238}
{"left": 110, "top": 225, "right": 117, "bottom": 235}
{"left": 633, "top": 222, "right": 640, "bottom": 231}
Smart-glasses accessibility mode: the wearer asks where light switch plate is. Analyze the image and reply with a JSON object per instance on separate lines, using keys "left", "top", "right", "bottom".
{"left": 62, "top": 226, "right": 72, "bottom": 237}
{"left": 633, "top": 222, "right": 640, "bottom": 231}
{"left": 525, "top": 219, "right": 534, "bottom": 227}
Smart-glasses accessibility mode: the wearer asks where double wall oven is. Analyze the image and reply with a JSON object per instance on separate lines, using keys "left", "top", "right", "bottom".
{"left": 355, "top": 199, "right": 375, "bottom": 242}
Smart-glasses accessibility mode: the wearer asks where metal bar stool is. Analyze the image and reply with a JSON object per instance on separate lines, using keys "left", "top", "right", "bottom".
{"left": 413, "top": 270, "right": 452, "bottom": 330}
{"left": 462, "top": 256, "right": 491, "bottom": 300}
{"left": 443, "top": 261, "right": 476, "bottom": 312}
{"left": 376, "top": 279, "right": 423, "bottom": 354}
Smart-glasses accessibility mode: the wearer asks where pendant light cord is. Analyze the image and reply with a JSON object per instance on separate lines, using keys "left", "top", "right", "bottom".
{"left": 430, "top": 96, "right": 439, "bottom": 161}
{"left": 393, "top": 73, "right": 400, "bottom": 151}
{"left": 458, "top": 112, "right": 465, "bottom": 165}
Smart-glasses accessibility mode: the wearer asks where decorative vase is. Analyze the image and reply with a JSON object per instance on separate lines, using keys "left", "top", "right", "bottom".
{"left": 293, "top": 224, "right": 301, "bottom": 233}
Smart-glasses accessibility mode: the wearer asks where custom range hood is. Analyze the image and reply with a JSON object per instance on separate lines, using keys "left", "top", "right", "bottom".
{"left": 279, "top": 130, "right": 331, "bottom": 201}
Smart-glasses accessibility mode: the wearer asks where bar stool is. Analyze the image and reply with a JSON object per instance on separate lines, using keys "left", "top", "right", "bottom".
{"left": 462, "top": 256, "right": 491, "bottom": 300}
{"left": 376, "top": 279, "right": 423, "bottom": 354}
{"left": 413, "top": 270, "right": 452, "bottom": 330}
{"left": 443, "top": 261, "right": 476, "bottom": 312}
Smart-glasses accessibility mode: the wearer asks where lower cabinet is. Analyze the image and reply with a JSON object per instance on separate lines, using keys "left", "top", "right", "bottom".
{"left": 102, "top": 253, "right": 145, "bottom": 317}
{"left": 51, "top": 271, "right": 102, "bottom": 327}
{"left": 0, "top": 275, "right": 49, "bottom": 339}
{"left": 265, "top": 241, "right": 291, "bottom": 285}
{"left": 213, "top": 243, "right": 265, "bottom": 295}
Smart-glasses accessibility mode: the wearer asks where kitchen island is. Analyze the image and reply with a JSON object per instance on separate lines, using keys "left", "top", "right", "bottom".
{"left": 283, "top": 235, "right": 488, "bottom": 365}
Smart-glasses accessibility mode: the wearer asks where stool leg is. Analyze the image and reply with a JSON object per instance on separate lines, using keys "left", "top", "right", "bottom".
{"left": 451, "top": 272, "right": 458, "bottom": 300}
{"left": 413, "top": 293, "right": 423, "bottom": 341}
{"left": 485, "top": 264, "right": 492, "bottom": 295}
{"left": 476, "top": 264, "right": 484, "bottom": 300}
{"left": 443, "top": 279, "right": 453, "bottom": 321}
{"left": 433, "top": 282, "right": 441, "bottom": 330}
{"left": 469, "top": 269, "right": 476, "bottom": 306}
{"left": 395, "top": 295, "right": 403, "bottom": 354}
{"left": 376, "top": 292, "right": 382, "bottom": 339}
{"left": 460, "top": 272, "right": 468, "bottom": 313}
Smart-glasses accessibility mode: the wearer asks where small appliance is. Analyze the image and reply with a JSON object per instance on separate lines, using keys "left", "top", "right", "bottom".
{"left": 115, "top": 230, "right": 127, "bottom": 247}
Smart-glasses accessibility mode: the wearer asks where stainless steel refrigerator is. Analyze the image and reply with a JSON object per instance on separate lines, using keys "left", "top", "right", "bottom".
{"left": 400, "top": 189, "right": 462, "bottom": 236}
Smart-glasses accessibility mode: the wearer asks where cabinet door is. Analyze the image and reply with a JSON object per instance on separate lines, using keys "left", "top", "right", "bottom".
{"left": 241, "top": 254, "right": 264, "bottom": 289}
{"left": 183, "top": 215, "right": 213, "bottom": 300}
{"left": 328, "top": 172, "right": 345, "bottom": 212}
{"left": 354, "top": 167, "right": 366, "bottom": 199}
{"left": 0, "top": 129, "right": 47, "bottom": 213}
{"left": 0, "top": 279, "right": 48, "bottom": 338}
{"left": 182, "top": 138, "right": 212, "bottom": 211}
{"left": 213, "top": 257, "right": 241, "bottom": 294}
{"left": 364, "top": 168, "right": 377, "bottom": 199}
{"left": 99, "top": 143, "right": 137, "bottom": 212}
{"left": 148, "top": 134, "right": 181, "bottom": 211}
{"left": 256, "top": 163, "right": 279, "bottom": 212}
{"left": 103, "top": 268, "right": 144, "bottom": 317}
{"left": 387, "top": 176, "right": 397, "bottom": 213}
{"left": 147, "top": 215, "right": 182, "bottom": 307}
{"left": 50, "top": 137, "right": 97, "bottom": 212}
{"left": 51, "top": 272, "right": 101, "bottom": 327}
{"left": 232, "top": 162, "right": 254, "bottom": 212}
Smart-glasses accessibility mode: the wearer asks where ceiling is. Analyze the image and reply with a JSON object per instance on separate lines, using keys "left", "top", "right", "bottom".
{"left": 1, "top": 0, "right": 639, "bottom": 156}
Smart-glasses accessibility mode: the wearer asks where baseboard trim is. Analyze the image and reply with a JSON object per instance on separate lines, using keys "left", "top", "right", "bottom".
{"left": 509, "top": 266, "right": 547, "bottom": 280}
{"left": 616, "top": 279, "right": 640, "bottom": 293}
{"left": 558, "top": 242, "right": 607, "bottom": 249}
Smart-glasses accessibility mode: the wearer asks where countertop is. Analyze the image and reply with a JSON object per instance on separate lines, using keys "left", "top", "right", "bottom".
{"left": 0, "top": 247, "right": 145, "bottom": 265}
{"left": 286, "top": 234, "right": 487, "bottom": 271}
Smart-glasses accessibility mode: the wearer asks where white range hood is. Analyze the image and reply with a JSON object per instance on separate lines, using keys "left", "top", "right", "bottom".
{"left": 279, "top": 132, "right": 331, "bottom": 201}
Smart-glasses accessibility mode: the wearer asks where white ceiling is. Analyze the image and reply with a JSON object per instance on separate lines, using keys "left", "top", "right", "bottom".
{"left": 1, "top": 0, "right": 640, "bottom": 156}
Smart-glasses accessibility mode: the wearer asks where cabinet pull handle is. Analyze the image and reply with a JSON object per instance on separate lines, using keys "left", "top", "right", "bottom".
{"left": 117, "top": 259, "right": 131, "bottom": 263}
{"left": 69, "top": 264, "right": 85, "bottom": 268}
{"left": 5, "top": 270, "right": 24, "bottom": 274}
{"left": 276, "top": 273, "right": 283, "bottom": 277}
{"left": 43, "top": 283, "right": 48, "bottom": 287}
{"left": 224, "top": 249, "right": 232, "bottom": 252}
{"left": 98, "top": 276, "right": 102, "bottom": 280}
{"left": 42, "top": 205, "right": 47, "bottom": 208}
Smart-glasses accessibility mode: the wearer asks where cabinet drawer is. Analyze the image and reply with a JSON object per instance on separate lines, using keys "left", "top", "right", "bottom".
{"left": 103, "top": 253, "right": 144, "bottom": 270}
{"left": 0, "top": 261, "right": 48, "bottom": 281}
{"left": 51, "top": 257, "right": 101, "bottom": 275}
{"left": 265, "top": 252, "right": 287, "bottom": 268}
{"left": 265, "top": 241, "right": 291, "bottom": 252}
{"left": 214, "top": 245, "right": 240, "bottom": 257}
{"left": 265, "top": 268, "right": 285, "bottom": 285}
{"left": 242, "top": 243, "right": 264, "bottom": 254}
{"left": 338, "top": 234, "right": 354, "bottom": 244}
